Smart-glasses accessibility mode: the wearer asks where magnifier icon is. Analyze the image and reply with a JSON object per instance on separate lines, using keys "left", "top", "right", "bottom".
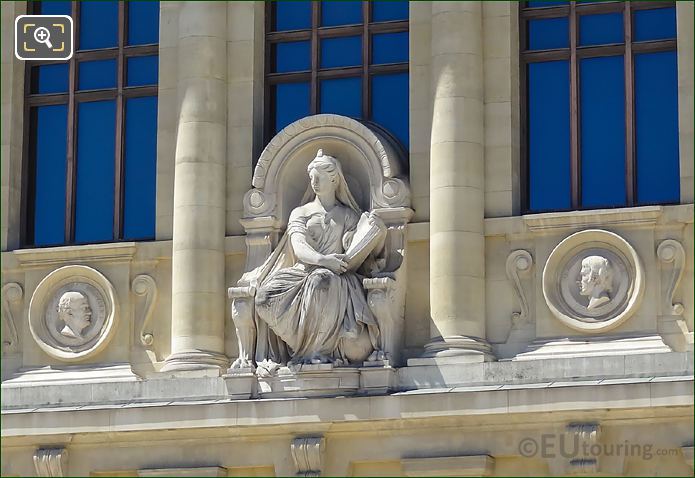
{"left": 33, "top": 26, "right": 53, "bottom": 49}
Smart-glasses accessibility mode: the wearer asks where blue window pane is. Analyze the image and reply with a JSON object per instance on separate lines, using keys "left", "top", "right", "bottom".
{"left": 372, "top": 32, "right": 408, "bottom": 64}
{"left": 75, "top": 100, "right": 116, "bottom": 243}
{"left": 273, "top": 41, "right": 310, "bottom": 73}
{"left": 124, "top": 97, "right": 157, "bottom": 240}
{"left": 320, "top": 36, "right": 362, "bottom": 68}
{"left": 634, "top": 7, "right": 676, "bottom": 42}
{"left": 39, "top": 1, "right": 71, "bottom": 16}
{"left": 274, "top": 1, "right": 311, "bottom": 31}
{"left": 579, "top": 13, "right": 623, "bottom": 46}
{"left": 32, "top": 64, "right": 69, "bottom": 94}
{"left": 321, "top": 1, "right": 362, "bottom": 27}
{"left": 78, "top": 59, "right": 117, "bottom": 90}
{"left": 274, "top": 82, "right": 310, "bottom": 134}
{"left": 128, "top": 1, "right": 159, "bottom": 45}
{"left": 527, "top": 1, "right": 568, "bottom": 7}
{"left": 127, "top": 56, "right": 159, "bottom": 86}
{"left": 320, "top": 77, "right": 362, "bottom": 117}
{"left": 528, "top": 60, "right": 570, "bottom": 211}
{"left": 33, "top": 105, "right": 67, "bottom": 246}
{"left": 372, "top": 73, "right": 409, "bottom": 149}
{"left": 372, "top": 1, "right": 408, "bottom": 22}
{"left": 528, "top": 17, "right": 569, "bottom": 50}
{"left": 80, "top": 1, "right": 118, "bottom": 50}
{"left": 635, "top": 51, "right": 679, "bottom": 205}
{"left": 580, "top": 56, "right": 626, "bottom": 208}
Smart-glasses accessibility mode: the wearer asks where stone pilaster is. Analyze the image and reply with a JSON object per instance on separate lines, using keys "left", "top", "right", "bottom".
{"left": 162, "top": 1, "right": 228, "bottom": 373}
{"left": 425, "top": 1, "right": 493, "bottom": 361}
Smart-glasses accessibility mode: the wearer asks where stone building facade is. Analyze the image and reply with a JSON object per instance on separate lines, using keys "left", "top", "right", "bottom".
{"left": 1, "top": 1, "right": 693, "bottom": 476}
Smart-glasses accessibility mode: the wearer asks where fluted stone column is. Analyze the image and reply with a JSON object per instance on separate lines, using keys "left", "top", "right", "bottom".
{"left": 425, "top": 1, "right": 493, "bottom": 361}
{"left": 162, "top": 2, "right": 228, "bottom": 373}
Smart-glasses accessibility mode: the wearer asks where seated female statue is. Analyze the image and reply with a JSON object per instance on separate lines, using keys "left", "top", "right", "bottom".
{"left": 253, "top": 149, "right": 385, "bottom": 367}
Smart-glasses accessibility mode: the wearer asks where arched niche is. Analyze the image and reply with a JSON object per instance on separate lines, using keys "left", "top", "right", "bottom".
{"left": 244, "top": 114, "right": 411, "bottom": 226}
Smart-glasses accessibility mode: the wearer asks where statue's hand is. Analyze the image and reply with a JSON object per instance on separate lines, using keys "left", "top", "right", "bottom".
{"left": 319, "top": 253, "right": 348, "bottom": 274}
{"left": 367, "top": 211, "right": 386, "bottom": 231}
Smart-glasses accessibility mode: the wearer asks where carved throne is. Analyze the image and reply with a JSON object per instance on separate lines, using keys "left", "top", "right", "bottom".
{"left": 228, "top": 115, "right": 412, "bottom": 385}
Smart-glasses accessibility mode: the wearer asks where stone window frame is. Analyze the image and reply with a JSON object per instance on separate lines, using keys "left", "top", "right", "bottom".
{"left": 263, "top": 1, "right": 409, "bottom": 146}
{"left": 519, "top": 0, "right": 678, "bottom": 213}
{"left": 21, "top": 1, "right": 158, "bottom": 247}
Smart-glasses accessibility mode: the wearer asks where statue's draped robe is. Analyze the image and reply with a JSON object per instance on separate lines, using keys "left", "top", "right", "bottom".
{"left": 254, "top": 204, "right": 378, "bottom": 363}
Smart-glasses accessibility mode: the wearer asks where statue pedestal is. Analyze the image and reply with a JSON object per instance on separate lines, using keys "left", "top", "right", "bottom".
{"left": 222, "top": 367, "right": 256, "bottom": 399}
{"left": 359, "top": 363, "right": 398, "bottom": 395}
{"left": 256, "top": 364, "right": 360, "bottom": 399}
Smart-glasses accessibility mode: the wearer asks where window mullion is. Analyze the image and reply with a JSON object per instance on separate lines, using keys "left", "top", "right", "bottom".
{"left": 624, "top": 1, "right": 635, "bottom": 206}
{"left": 310, "top": 2, "right": 319, "bottom": 114}
{"left": 569, "top": 1, "right": 580, "bottom": 209}
{"left": 362, "top": 1, "right": 369, "bottom": 119}
{"left": 113, "top": 1, "right": 126, "bottom": 240}
{"left": 65, "top": 0, "right": 79, "bottom": 243}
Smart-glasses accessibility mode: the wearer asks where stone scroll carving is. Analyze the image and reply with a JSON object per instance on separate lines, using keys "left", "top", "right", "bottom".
{"left": 228, "top": 115, "right": 412, "bottom": 376}
{"left": 1, "top": 282, "right": 23, "bottom": 352}
{"left": 657, "top": 239, "right": 686, "bottom": 316}
{"left": 542, "top": 230, "right": 644, "bottom": 333}
{"left": 291, "top": 437, "right": 325, "bottom": 477}
{"left": 33, "top": 448, "right": 68, "bottom": 477}
{"left": 132, "top": 274, "right": 158, "bottom": 347}
{"left": 506, "top": 250, "right": 533, "bottom": 326}
{"left": 656, "top": 239, "right": 692, "bottom": 351}
{"left": 28, "top": 265, "right": 118, "bottom": 361}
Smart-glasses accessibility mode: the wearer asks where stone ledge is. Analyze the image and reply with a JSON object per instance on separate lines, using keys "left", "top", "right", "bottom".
{"left": 398, "top": 351, "right": 693, "bottom": 391}
{"left": 1, "top": 352, "right": 692, "bottom": 412}
{"left": 1, "top": 378, "right": 692, "bottom": 439}
{"left": 12, "top": 242, "right": 137, "bottom": 268}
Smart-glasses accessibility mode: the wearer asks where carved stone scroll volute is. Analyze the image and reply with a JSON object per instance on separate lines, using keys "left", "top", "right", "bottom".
{"left": 506, "top": 250, "right": 533, "bottom": 326}
{"left": 504, "top": 250, "right": 533, "bottom": 343}
{"left": 132, "top": 275, "right": 158, "bottom": 347}
{"left": 657, "top": 239, "right": 686, "bottom": 316}
{"left": 657, "top": 239, "right": 692, "bottom": 351}
{"left": 2, "top": 282, "right": 23, "bottom": 353}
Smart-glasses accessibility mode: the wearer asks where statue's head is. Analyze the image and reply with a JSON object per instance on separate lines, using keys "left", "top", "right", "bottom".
{"left": 306, "top": 149, "right": 361, "bottom": 213}
{"left": 57, "top": 291, "right": 92, "bottom": 338}
{"left": 579, "top": 255, "right": 613, "bottom": 300}
{"left": 307, "top": 149, "right": 341, "bottom": 195}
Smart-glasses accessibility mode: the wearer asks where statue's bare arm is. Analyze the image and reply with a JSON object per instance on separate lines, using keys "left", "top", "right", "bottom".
{"left": 290, "top": 233, "right": 348, "bottom": 274}
{"left": 289, "top": 207, "right": 347, "bottom": 274}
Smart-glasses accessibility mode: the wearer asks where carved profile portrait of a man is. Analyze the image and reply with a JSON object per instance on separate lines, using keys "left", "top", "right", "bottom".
{"left": 578, "top": 255, "right": 613, "bottom": 309}
{"left": 57, "top": 291, "right": 92, "bottom": 339}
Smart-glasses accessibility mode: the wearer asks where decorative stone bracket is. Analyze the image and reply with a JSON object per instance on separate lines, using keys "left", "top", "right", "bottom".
{"left": 132, "top": 274, "right": 158, "bottom": 347}
{"left": 657, "top": 239, "right": 692, "bottom": 352}
{"left": 504, "top": 250, "right": 534, "bottom": 344}
{"left": 1, "top": 282, "right": 23, "bottom": 353}
{"left": 34, "top": 447, "right": 68, "bottom": 477}
{"left": 560, "top": 423, "right": 605, "bottom": 476}
{"left": 291, "top": 436, "right": 325, "bottom": 477}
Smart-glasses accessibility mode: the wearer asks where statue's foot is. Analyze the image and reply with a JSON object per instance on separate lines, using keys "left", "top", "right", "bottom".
{"left": 230, "top": 357, "right": 254, "bottom": 370}
{"left": 256, "top": 359, "right": 281, "bottom": 377}
{"left": 367, "top": 349, "right": 388, "bottom": 362}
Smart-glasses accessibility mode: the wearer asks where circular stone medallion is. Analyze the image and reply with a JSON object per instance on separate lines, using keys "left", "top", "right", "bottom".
{"left": 542, "top": 229, "right": 644, "bottom": 333}
{"left": 29, "top": 265, "right": 118, "bottom": 361}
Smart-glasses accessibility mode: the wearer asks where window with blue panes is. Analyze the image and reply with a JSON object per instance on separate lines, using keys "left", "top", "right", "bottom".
{"left": 266, "top": 1, "right": 409, "bottom": 149}
{"left": 521, "top": 1, "right": 679, "bottom": 212}
{"left": 24, "top": 1, "right": 159, "bottom": 247}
